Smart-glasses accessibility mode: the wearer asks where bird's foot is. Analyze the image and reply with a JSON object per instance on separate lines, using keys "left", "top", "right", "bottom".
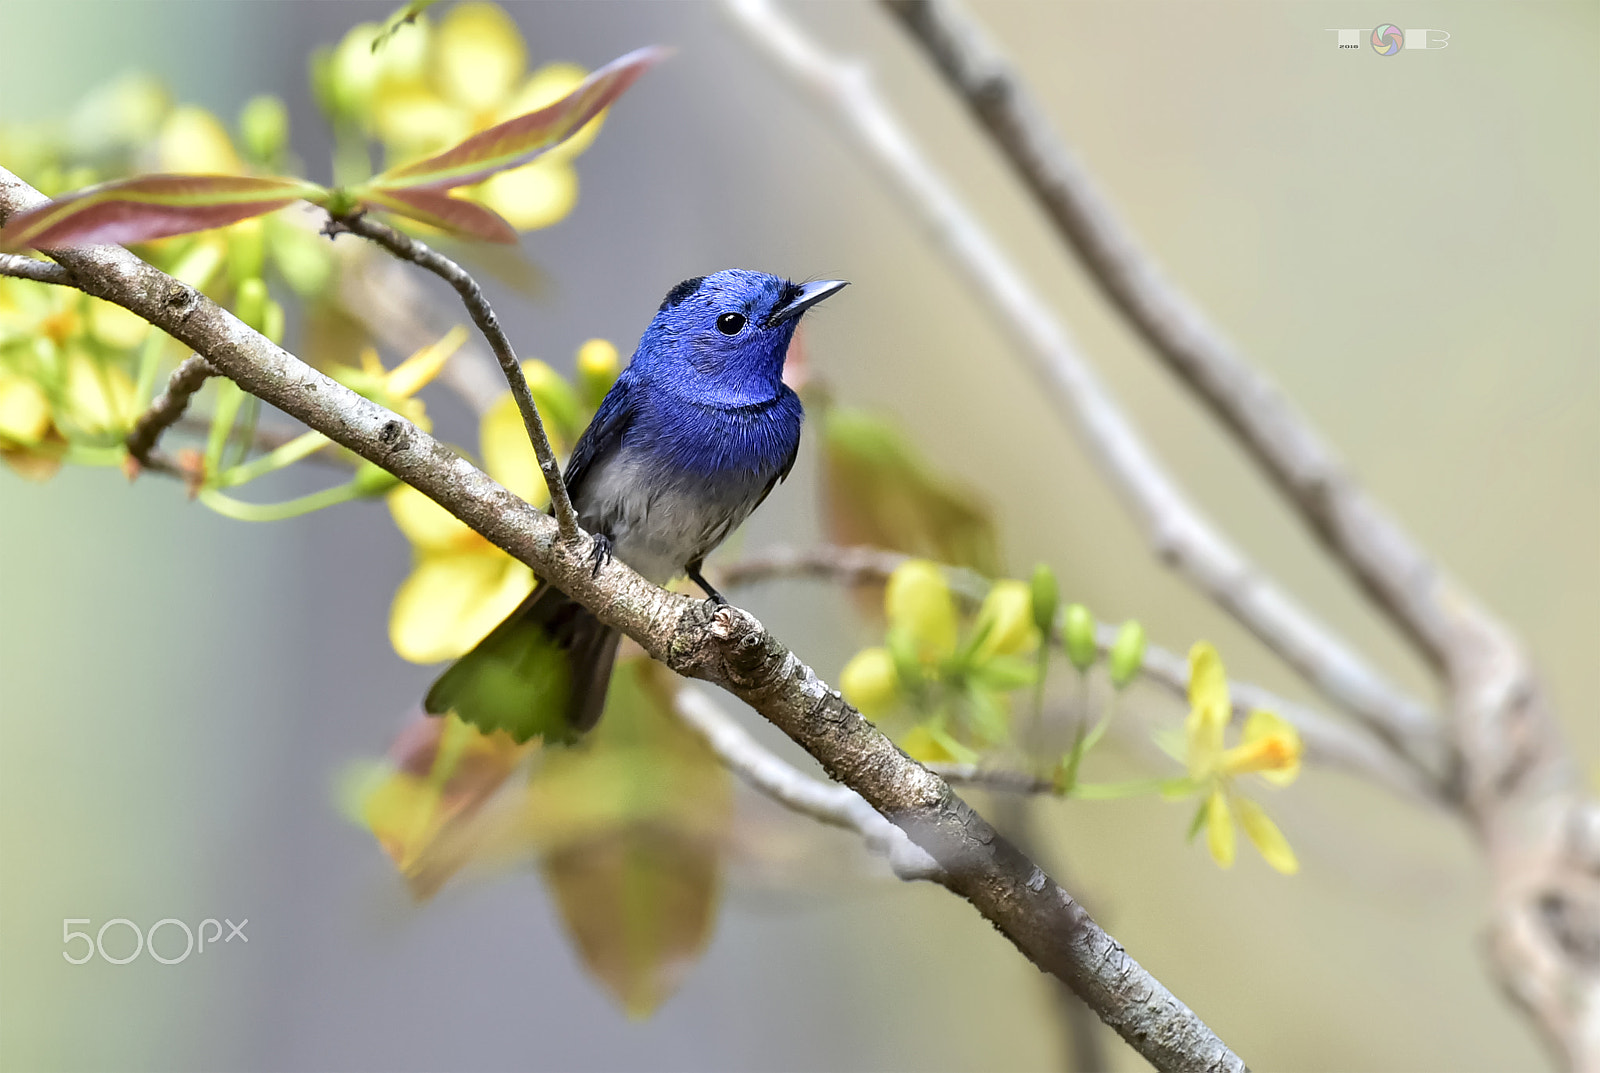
{"left": 588, "top": 533, "right": 613, "bottom": 577}
{"left": 686, "top": 563, "right": 727, "bottom": 606}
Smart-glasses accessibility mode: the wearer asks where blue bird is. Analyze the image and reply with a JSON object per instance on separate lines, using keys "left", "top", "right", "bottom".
{"left": 426, "top": 270, "right": 849, "bottom": 741}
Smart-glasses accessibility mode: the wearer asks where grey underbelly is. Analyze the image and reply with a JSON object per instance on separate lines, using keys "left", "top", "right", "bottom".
{"left": 574, "top": 453, "right": 773, "bottom": 584}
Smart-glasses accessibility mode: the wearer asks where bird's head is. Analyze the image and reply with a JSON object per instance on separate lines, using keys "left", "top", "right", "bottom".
{"left": 633, "top": 270, "right": 848, "bottom": 406}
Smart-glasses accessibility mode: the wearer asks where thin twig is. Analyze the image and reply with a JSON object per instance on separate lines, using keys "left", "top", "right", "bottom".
{"left": 0, "top": 252, "right": 70, "bottom": 284}
{"left": 673, "top": 686, "right": 943, "bottom": 881}
{"left": 124, "top": 355, "right": 215, "bottom": 474}
{"left": 716, "top": 542, "right": 988, "bottom": 600}
{"left": 328, "top": 212, "right": 581, "bottom": 542}
{"left": 0, "top": 165, "right": 1246, "bottom": 1073}
{"left": 929, "top": 763, "right": 1054, "bottom": 794}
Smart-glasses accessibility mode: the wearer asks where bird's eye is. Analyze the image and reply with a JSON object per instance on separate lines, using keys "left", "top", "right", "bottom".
{"left": 716, "top": 312, "right": 747, "bottom": 335}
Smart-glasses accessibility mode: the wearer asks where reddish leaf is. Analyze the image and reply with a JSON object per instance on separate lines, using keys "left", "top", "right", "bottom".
{"left": 0, "top": 174, "right": 328, "bottom": 251}
{"left": 365, "top": 45, "right": 669, "bottom": 193}
{"left": 357, "top": 187, "right": 519, "bottom": 244}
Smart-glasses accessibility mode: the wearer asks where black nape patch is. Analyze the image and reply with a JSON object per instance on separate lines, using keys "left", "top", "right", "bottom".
{"left": 659, "top": 276, "right": 706, "bottom": 312}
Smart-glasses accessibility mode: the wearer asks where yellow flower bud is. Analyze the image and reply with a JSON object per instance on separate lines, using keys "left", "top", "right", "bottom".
{"left": 576, "top": 337, "right": 620, "bottom": 408}
{"left": 325, "top": 22, "right": 387, "bottom": 120}
{"left": 519, "top": 359, "right": 584, "bottom": 446}
{"left": 898, "top": 725, "right": 960, "bottom": 764}
{"left": 157, "top": 106, "right": 243, "bottom": 174}
{"left": 433, "top": 2, "right": 526, "bottom": 113}
{"left": 63, "top": 349, "right": 136, "bottom": 435}
{"left": 87, "top": 298, "right": 148, "bottom": 350}
{"left": 473, "top": 158, "right": 576, "bottom": 232}
{"left": 238, "top": 95, "right": 289, "bottom": 163}
{"left": 839, "top": 647, "right": 901, "bottom": 717}
{"left": 971, "top": 579, "right": 1037, "bottom": 662}
{"left": 261, "top": 300, "right": 286, "bottom": 346}
{"left": 227, "top": 217, "right": 267, "bottom": 285}
{"left": 0, "top": 372, "right": 51, "bottom": 447}
{"left": 1108, "top": 620, "right": 1146, "bottom": 689}
{"left": 884, "top": 559, "right": 957, "bottom": 663}
{"left": 1029, "top": 563, "right": 1058, "bottom": 636}
{"left": 234, "top": 278, "right": 269, "bottom": 333}
{"left": 1062, "top": 602, "right": 1096, "bottom": 672}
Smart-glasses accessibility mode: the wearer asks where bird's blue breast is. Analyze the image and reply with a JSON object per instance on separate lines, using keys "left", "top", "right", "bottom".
{"left": 627, "top": 384, "right": 803, "bottom": 480}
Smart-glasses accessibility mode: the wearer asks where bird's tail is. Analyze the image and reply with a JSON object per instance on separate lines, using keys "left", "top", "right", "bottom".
{"left": 424, "top": 582, "right": 621, "bottom": 742}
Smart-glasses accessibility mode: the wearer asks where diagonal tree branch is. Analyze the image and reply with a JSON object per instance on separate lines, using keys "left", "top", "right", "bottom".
{"left": 326, "top": 212, "right": 582, "bottom": 542}
{"left": 721, "top": 0, "right": 1440, "bottom": 782}
{"left": 0, "top": 166, "right": 1245, "bottom": 1073}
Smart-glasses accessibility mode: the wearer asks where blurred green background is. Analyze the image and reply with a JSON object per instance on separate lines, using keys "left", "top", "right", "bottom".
{"left": 1, "top": 2, "right": 1595, "bottom": 1070}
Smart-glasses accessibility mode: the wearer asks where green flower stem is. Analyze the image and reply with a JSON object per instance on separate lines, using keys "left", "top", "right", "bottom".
{"left": 214, "top": 429, "right": 330, "bottom": 488}
{"left": 197, "top": 480, "right": 365, "bottom": 522}
{"left": 1071, "top": 777, "right": 1174, "bottom": 801}
{"left": 204, "top": 379, "right": 244, "bottom": 477}
{"left": 131, "top": 326, "right": 166, "bottom": 411}
{"left": 225, "top": 394, "right": 260, "bottom": 470}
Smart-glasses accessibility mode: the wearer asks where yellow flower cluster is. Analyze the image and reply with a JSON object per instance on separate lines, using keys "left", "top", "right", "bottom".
{"left": 839, "top": 559, "right": 1040, "bottom": 764}
{"left": 0, "top": 280, "right": 144, "bottom": 478}
{"left": 317, "top": 2, "right": 601, "bottom": 231}
{"left": 386, "top": 339, "right": 619, "bottom": 664}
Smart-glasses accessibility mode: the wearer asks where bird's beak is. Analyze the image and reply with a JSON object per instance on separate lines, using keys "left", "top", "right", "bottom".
{"left": 769, "top": 279, "right": 849, "bottom": 325}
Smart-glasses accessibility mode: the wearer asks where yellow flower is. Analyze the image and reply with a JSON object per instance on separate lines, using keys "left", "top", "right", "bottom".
{"left": 157, "top": 105, "right": 245, "bottom": 174}
{"left": 325, "top": 324, "right": 465, "bottom": 432}
{"left": 386, "top": 355, "right": 561, "bottom": 665}
{"left": 884, "top": 558, "right": 958, "bottom": 664}
{"left": 969, "top": 579, "right": 1038, "bottom": 662}
{"left": 363, "top": 2, "right": 600, "bottom": 231}
{"left": 1183, "top": 642, "right": 1302, "bottom": 875}
{"left": 839, "top": 646, "right": 900, "bottom": 717}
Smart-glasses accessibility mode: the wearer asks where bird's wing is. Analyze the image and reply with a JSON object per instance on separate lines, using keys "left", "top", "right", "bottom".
{"left": 748, "top": 433, "right": 800, "bottom": 517}
{"left": 562, "top": 375, "right": 635, "bottom": 504}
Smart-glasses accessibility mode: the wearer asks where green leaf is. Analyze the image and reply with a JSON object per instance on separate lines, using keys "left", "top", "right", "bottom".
{"left": 526, "top": 659, "right": 731, "bottom": 1018}
{"left": 0, "top": 174, "right": 327, "bottom": 251}
{"left": 360, "top": 45, "right": 668, "bottom": 194}
{"left": 821, "top": 405, "right": 1000, "bottom": 576}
